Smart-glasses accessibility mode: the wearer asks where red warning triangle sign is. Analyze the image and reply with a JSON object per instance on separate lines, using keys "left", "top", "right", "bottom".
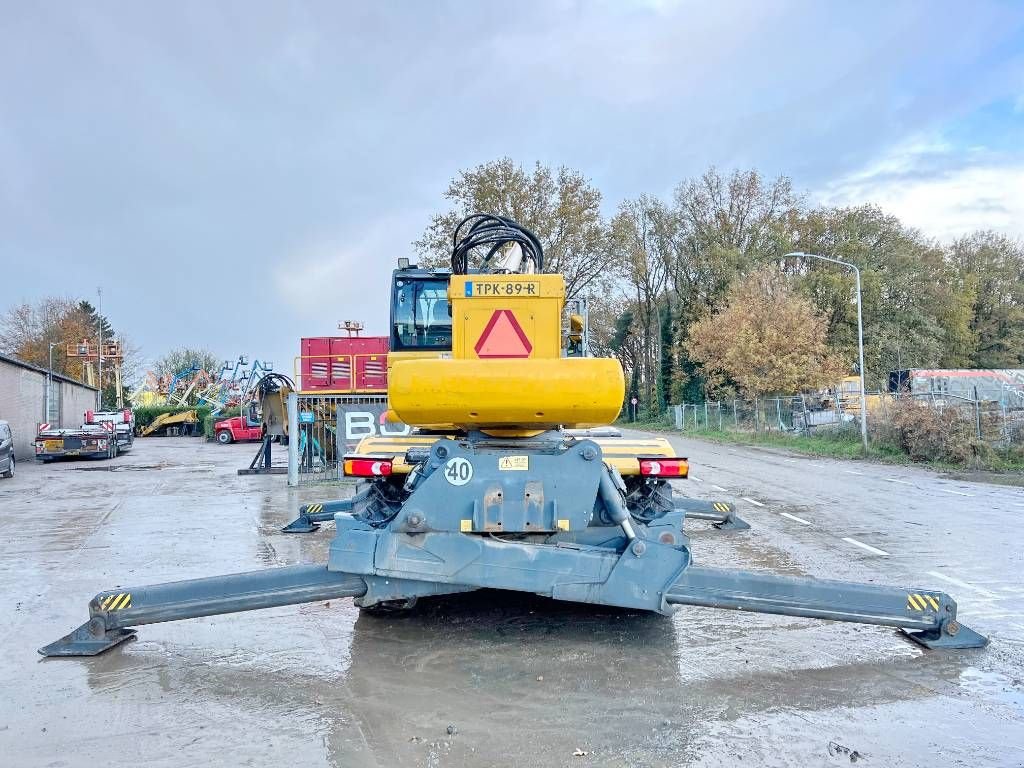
{"left": 474, "top": 310, "right": 533, "bottom": 358}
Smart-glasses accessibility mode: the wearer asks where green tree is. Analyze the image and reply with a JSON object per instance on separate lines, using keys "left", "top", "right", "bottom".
{"left": 949, "top": 232, "right": 1024, "bottom": 368}
{"left": 787, "top": 205, "right": 956, "bottom": 387}
{"left": 610, "top": 195, "right": 672, "bottom": 410}
{"left": 667, "top": 168, "right": 801, "bottom": 403}
{"left": 658, "top": 298, "right": 675, "bottom": 408}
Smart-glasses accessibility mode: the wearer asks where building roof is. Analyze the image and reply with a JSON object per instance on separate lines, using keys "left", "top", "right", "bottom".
{"left": 0, "top": 351, "right": 99, "bottom": 391}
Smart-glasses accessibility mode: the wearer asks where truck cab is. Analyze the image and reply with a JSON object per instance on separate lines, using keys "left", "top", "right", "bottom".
{"left": 214, "top": 404, "right": 263, "bottom": 444}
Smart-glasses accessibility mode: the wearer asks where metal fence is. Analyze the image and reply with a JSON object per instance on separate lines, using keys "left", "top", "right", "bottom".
{"left": 671, "top": 393, "right": 1024, "bottom": 447}
{"left": 287, "top": 393, "right": 389, "bottom": 486}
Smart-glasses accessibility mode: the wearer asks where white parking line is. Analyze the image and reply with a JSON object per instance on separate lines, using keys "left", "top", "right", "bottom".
{"left": 711, "top": 484, "right": 727, "bottom": 492}
{"left": 779, "top": 512, "right": 811, "bottom": 525}
{"left": 939, "top": 488, "right": 974, "bottom": 497}
{"left": 926, "top": 570, "right": 999, "bottom": 598}
{"left": 886, "top": 478, "right": 914, "bottom": 486}
{"left": 742, "top": 497, "right": 766, "bottom": 507}
{"left": 690, "top": 476, "right": 703, "bottom": 482}
{"left": 843, "top": 470, "right": 865, "bottom": 476}
{"left": 842, "top": 537, "right": 890, "bottom": 556}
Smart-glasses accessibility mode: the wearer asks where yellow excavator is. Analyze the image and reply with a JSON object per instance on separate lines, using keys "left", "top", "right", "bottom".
{"left": 41, "top": 214, "right": 986, "bottom": 656}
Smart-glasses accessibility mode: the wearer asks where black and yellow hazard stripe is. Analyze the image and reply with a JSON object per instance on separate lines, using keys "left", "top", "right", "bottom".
{"left": 99, "top": 592, "right": 132, "bottom": 611}
{"left": 907, "top": 593, "right": 940, "bottom": 611}
{"left": 307, "top": 503, "right": 323, "bottom": 514}
{"left": 713, "top": 502, "right": 731, "bottom": 513}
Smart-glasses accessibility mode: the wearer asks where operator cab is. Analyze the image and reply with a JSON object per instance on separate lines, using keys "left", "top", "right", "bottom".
{"left": 389, "top": 265, "right": 452, "bottom": 354}
{"left": 389, "top": 260, "right": 590, "bottom": 358}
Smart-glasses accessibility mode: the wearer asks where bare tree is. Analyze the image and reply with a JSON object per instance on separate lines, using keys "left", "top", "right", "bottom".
{"left": 414, "top": 158, "right": 613, "bottom": 299}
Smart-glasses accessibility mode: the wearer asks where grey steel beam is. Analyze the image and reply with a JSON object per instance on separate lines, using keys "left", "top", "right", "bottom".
{"left": 40, "top": 565, "right": 367, "bottom": 657}
{"left": 666, "top": 566, "right": 987, "bottom": 649}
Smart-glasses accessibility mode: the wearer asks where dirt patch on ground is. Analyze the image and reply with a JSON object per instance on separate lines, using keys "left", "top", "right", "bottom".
{"left": 939, "top": 469, "right": 1024, "bottom": 487}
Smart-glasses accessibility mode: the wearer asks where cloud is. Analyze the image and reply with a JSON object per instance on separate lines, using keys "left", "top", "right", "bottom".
{"left": 819, "top": 131, "right": 1024, "bottom": 240}
{"left": 273, "top": 210, "right": 428, "bottom": 337}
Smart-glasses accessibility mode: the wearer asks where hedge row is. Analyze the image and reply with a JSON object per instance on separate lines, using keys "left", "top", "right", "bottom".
{"left": 132, "top": 405, "right": 245, "bottom": 439}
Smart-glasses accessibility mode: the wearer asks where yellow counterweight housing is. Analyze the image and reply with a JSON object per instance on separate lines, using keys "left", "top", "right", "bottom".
{"left": 388, "top": 272, "right": 625, "bottom": 430}
{"left": 389, "top": 357, "right": 624, "bottom": 429}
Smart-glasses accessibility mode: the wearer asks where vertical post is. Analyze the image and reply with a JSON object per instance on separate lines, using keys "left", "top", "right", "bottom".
{"left": 973, "top": 386, "right": 982, "bottom": 440}
{"left": 704, "top": 401, "right": 708, "bottom": 429}
{"left": 673, "top": 405, "right": 682, "bottom": 430}
{"left": 852, "top": 265, "right": 869, "bottom": 451}
{"left": 718, "top": 402, "right": 723, "bottom": 431}
{"left": 287, "top": 391, "right": 299, "bottom": 487}
{"left": 47, "top": 343, "right": 54, "bottom": 426}
{"left": 96, "top": 287, "right": 103, "bottom": 410}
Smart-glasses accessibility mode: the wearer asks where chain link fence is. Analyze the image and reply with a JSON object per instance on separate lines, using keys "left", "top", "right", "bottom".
{"left": 670, "top": 392, "right": 1024, "bottom": 449}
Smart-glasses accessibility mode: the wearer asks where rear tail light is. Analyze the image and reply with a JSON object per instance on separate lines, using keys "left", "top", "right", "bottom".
{"left": 343, "top": 455, "right": 393, "bottom": 477}
{"left": 639, "top": 457, "right": 688, "bottom": 478}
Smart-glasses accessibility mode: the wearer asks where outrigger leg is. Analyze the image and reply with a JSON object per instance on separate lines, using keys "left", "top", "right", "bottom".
{"left": 674, "top": 498, "right": 751, "bottom": 531}
{"left": 39, "top": 565, "right": 368, "bottom": 656}
{"left": 281, "top": 490, "right": 371, "bottom": 533}
{"left": 666, "top": 566, "right": 988, "bottom": 649}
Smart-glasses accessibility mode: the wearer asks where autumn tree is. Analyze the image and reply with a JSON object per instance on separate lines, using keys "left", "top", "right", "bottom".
{"left": 0, "top": 296, "right": 138, "bottom": 407}
{"left": 414, "top": 158, "right": 612, "bottom": 299}
{"left": 686, "top": 267, "right": 845, "bottom": 399}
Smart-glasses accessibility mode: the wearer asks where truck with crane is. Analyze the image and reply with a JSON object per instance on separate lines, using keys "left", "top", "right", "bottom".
{"left": 41, "top": 214, "right": 987, "bottom": 657}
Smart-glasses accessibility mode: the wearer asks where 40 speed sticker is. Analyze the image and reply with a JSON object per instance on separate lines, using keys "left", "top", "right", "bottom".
{"left": 443, "top": 456, "right": 474, "bottom": 486}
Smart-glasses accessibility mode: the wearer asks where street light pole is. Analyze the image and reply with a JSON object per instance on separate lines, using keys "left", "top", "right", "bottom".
{"left": 785, "top": 251, "right": 869, "bottom": 451}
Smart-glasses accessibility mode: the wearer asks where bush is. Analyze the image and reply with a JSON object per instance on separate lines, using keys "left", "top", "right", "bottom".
{"left": 887, "top": 398, "right": 987, "bottom": 465}
{"left": 132, "top": 405, "right": 212, "bottom": 436}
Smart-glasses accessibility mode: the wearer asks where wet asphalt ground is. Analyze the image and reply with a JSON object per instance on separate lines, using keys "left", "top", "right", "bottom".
{"left": 1, "top": 434, "right": 1022, "bottom": 767}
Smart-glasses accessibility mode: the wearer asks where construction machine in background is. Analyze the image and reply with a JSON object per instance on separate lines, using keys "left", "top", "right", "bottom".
{"left": 41, "top": 214, "right": 987, "bottom": 657}
{"left": 139, "top": 410, "right": 199, "bottom": 437}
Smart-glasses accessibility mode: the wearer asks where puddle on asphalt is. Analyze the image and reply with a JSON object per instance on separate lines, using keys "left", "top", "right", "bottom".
{"left": 73, "top": 463, "right": 220, "bottom": 472}
{"left": 958, "top": 666, "right": 1024, "bottom": 709}
{"left": 74, "top": 464, "right": 170, "bottom": 471}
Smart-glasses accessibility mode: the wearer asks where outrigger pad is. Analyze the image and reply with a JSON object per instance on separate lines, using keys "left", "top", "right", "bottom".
{"left": 38, "top": 622, "right": 136, "bottom": 657}
{"left": 903, "top": 623, "right": 989, "bottom": 650}
{"left": 713, "top": 513, "right": 751, "bottom": 531}
{"left": 281, "top": 516, "right": 319, "bottom": 534}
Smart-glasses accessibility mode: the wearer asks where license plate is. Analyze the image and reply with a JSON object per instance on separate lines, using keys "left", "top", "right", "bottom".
{"left": 465, "top": 280, "right": 540, "bottom": 297}
{"left": 44, "top": 440, "right": 62, "bottom": 451}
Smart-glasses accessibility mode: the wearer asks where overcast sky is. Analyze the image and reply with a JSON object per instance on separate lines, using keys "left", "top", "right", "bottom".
{"left": 2, "top": 1, "right": 1023, "bottom": 377}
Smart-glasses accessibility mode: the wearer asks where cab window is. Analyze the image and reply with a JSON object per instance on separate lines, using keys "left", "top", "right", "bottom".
{"left": 391, "top": 279, "right": 451, "bottom": 351}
